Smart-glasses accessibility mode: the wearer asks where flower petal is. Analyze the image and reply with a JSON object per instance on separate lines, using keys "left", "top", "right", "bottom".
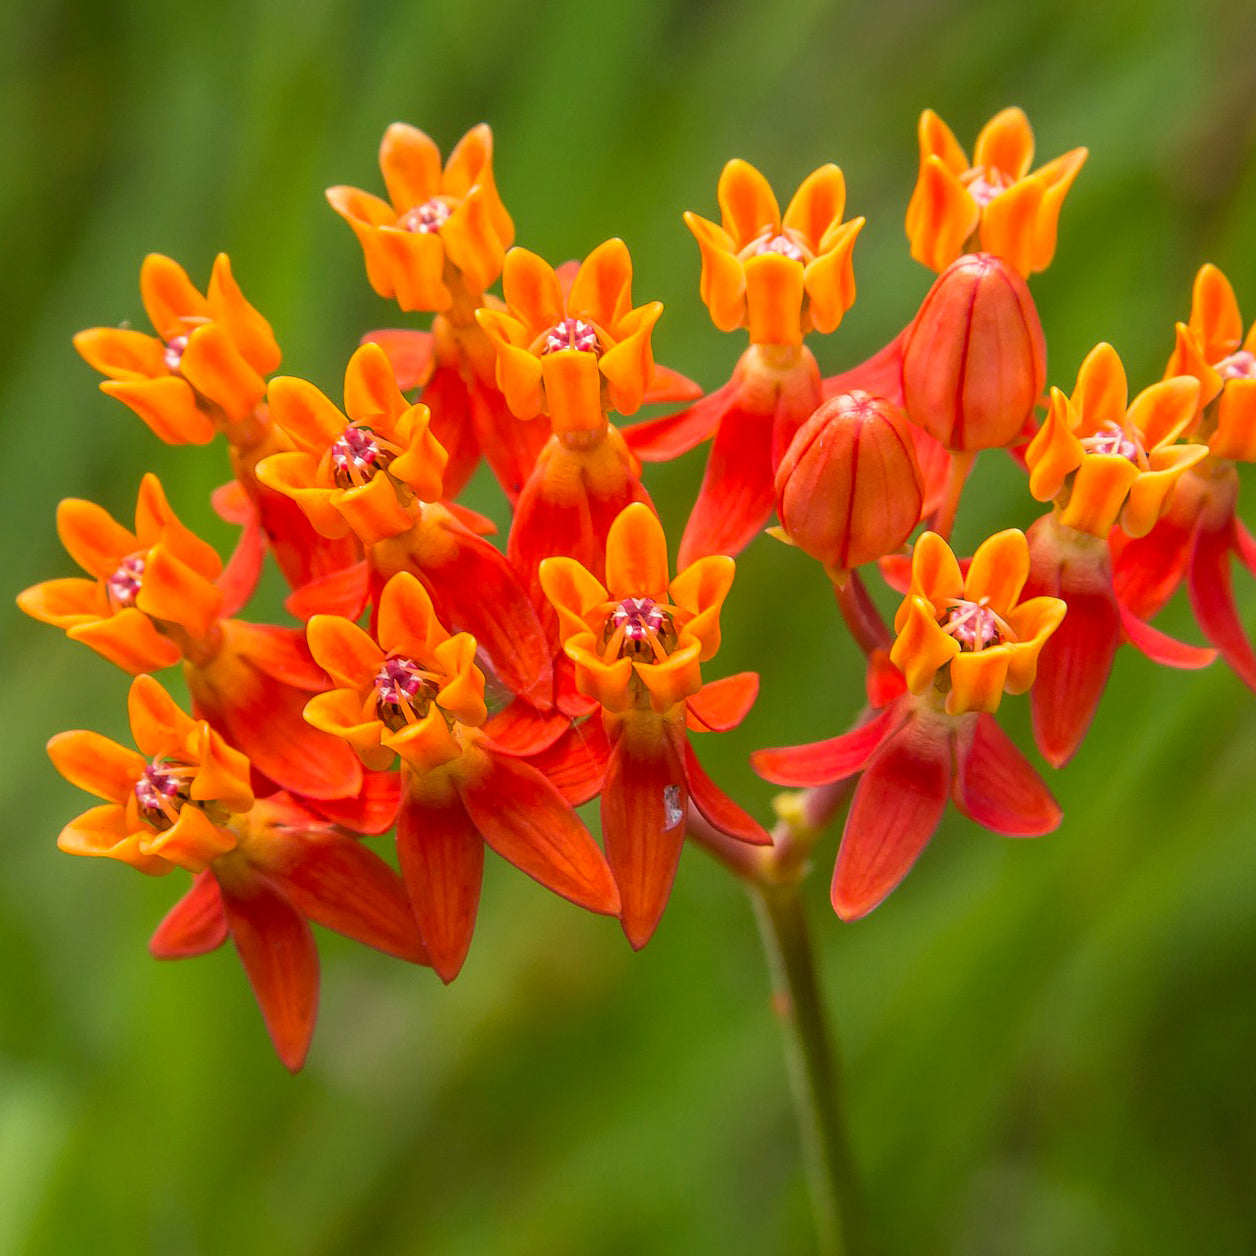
{"left": 684, "top": 672, "right": 759, "bottom": 732}
{"left": 751, "top": 702, "right": 905, "bottom": 787}
{"left": 951, "top": 713, "right": 1061, "bottom": 835}
{"left": 149, "top": 871, "right": 228, "bottom": 958}
{"left": 682, "top": 736, "right": 769, "bottom": 843}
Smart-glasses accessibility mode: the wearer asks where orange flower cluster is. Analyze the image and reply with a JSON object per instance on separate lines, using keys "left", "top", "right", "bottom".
{"left": 26, "top": 108, "right": 1252, "bottom": 1067}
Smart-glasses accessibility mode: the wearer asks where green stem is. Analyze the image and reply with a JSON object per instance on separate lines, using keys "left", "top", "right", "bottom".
{"left": 751, "top": 878, "right": 865, "bottom": 1256}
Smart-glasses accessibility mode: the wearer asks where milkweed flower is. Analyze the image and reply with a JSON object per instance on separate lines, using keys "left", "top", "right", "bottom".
{"left": 905, "top": 107, "right": 1087, "bottom": 276}
{"left": 304, "top": 572, "right": 620, "bottom": 982}
{"left": 48, "top": 675, "right": 426, "bottom": 1070}
{"left": 1115, "top": 266, "right": 1256, "bottom": 692}
{"left": 18, "top": 475, "right": 364, "bottom": 801}
{"left": 327, "top": 123, "right": 514, "bottom": 314}
{"left": 74, "top": 253, "right": 280, "bottom": 444}
{"left": 753, "top": 531, "right": 1066, "bottom": 920}
{"left": 625, "top": 160, "right": 864, "bottom": 565}
{"left": 541, "top": 503, "right": 768, "bottom": 948}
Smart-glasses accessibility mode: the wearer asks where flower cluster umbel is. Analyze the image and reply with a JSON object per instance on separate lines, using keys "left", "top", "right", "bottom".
{"left": 25, "top": 108, "right": 1252, "bottom": 1067}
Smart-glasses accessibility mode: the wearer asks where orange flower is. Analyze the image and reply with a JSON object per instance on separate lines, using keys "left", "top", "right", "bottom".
{"left": 684, "top": 159, "right": 863, "bottom": 346}
{"left": 326, "top": 123, "right": 514, "bottom": 312}
{"left": 905, "top": 107, "right": 1087, "bottom": 276}
{"left": 1026, "top": 343, "right": 1208, "bottom": 538}
{"left": 890, "top": 530, "right": 1066, "bottom": 716}
{"left": 258, "top": 342, "right": 448, "bottom": 546}
{"left": 17, "top": 473, "right": 224, "bottom": 673}
{"left": 48, "top": 674, "right": 251, "bottom": 875}
{"left": 50, "top": 675, "right": 426, "bottom": 1070}
{"left": 1165, "top": 263, "right": 1256, "bottom": 462}
{"left": 541, "top": 504, "right": 766, "bottom": 948}
{"left": 74, "top": 253, "right": 280, "bottom": 443}
{"left": 305, "top": 572, "right": 618, "bottom": 982}
{"left": 475, "top": 239, "right": 662, "bottom": 431}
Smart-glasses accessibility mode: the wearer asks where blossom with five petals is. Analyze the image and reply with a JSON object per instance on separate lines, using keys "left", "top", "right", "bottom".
{"left": 905, "top": 107, "right": 1087, "bottom": 277}
{"left": 74, "top": 253, "right": 280, "bottom": 444}
{"left": 327, "top": 123, "right": 514, "bottom": 313}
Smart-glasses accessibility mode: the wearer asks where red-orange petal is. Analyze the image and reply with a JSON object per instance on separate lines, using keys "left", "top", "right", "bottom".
{"left": 149, "top": 871, "right": 228, "bottom": 958}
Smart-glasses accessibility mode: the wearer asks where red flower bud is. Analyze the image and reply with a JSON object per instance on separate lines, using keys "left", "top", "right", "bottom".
{"left": 774, "top": 391, "right": 924, "bottom": 581}
{"left": 902, "top": 253, "right": 1046, "bottom": 451}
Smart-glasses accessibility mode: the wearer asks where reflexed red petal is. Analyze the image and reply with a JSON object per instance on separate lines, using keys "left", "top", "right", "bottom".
{"left": 642, "top": 364, "right": 705, "bottom": 405}
{"left": 1119, "top": 601, "right": 1216, "bottom": 670}
{"left": 285, "top": 559, "right": 371, "bottom": 622}
{"left": 621, "top": 381, "right": 733, "bottom": 463}
{"left": 470, "top": 378, "right": 550, "bottom": 503}
{"left": 831, "top": 717, "right": 950, "bottom": 920}
{"left": 525, "top": 718, "right": 611, "bottom": 806}
{"left": 1111, "top": 515, "right": 1194, "bottom": 621}
{"left": 259, "top": 829, "right": 427, "bottom": 963}
{"left": 877, "top": 553, "right": 913, "bottom": 594}
{"left": 1185, "top": 524, "right": 1251, "bottom": 686}
{"left": 1030, "top": 585, "right": 1120, "bottom": 769}
{"left": 601, "top": 732, "right": 688, "bottom": 949}
{"left": 420, "top": 526, "right": 554, "bottom": 709}
{"left": 678, "top": 400, "right": 777, "bottom": 566}
{"left": 363, "top": 328, "right": 435, "bottom": 390}
{"left": 458, "top": 749, "right": 620, "bottom": 914}
{"left": 866, "top": 650, "right": 908, "bottom": 708}
{"left": 420, "top": 358, "right": 481, "bottom": 499}
{"left": 251, "top": 479, "right": 363, "bottom": 592}
{"left": 302, "top": 770, "right": 401, "bottom": 835}
{"left": 215, "top": 497, "right": 266, "bottom": 618}
{"left": 952, "top": 714, "right": 1061, "bottom": 835}
{"left": 682, "top": 736, "right": 769, "bottom": 843}
{"left": 1233, "top": 519, "right": 1256, "bottom": 577}
{"left": 752, "top": 703, "right": 905, "bottom": 786}
{"left": 481, "top": 699, "right": 570, "bottom": 756}
{"left": 684, "top": 672, "right": 759, "bottom": 732}
{"left": 220, "top": 874, "right": 319, "bottom": 1072}
{"left": 211, "top": 479, "right": 252, "bottom": 525}
{"left": 821, "top": 326, "right": 909, "bottom": 406}
{"left": 149, "top": 871, "right": 227, "bottom": 958}
{"left": 396, "top": 789, "right": 483, "bottom": 983}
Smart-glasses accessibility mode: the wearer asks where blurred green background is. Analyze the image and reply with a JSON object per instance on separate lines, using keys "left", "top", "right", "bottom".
{"left": 5, "top": 0, "right": 1256, "bottom": 1251}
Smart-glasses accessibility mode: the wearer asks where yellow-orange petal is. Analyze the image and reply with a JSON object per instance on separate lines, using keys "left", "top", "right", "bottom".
{"left": 685, "top": 211, "right": 746, "bottom": 333}
{"left": 388, "top": 405, "right": 449, "bottom": 503}
{"left": 135, "top": 473, "right": 222, "bottom": 579}
{"left": 267, "top": 376, "right": 349, "bottom": 453}
{"left": 1211, "top": 379, "right": 1256, "bottom": 462}
{"left": 383, "top": 708, "right": 464, "bottom": 774}
{"left": 539, "top": 557, "right": 611, "bottom": 644}
{"left": 16, "top": 577, "right": 103, "bottom": 628}
{"left": 255, "top": 451, "right": 349, "bottom": 538}
{"left": 599, "top": 302, "right": 661, "bottom": 417}
{"left": 1190, "top": 263, "right": 1244, "bottom": 361}
{"left": 306, "top": 614, "right": 384, "bottom": 689}
{"left": 73, "top": 327, "right": 167, "bottom": 381}
{"left": 972, "top": 106, "right": 1035, "bottom": 180}
{"left": 1127, "top": 375, "right": 1201, "bottom": 450}
{"left": 179, "top": 322, "right": 267, "bottom": 419}
{"left": 889, "top": 596, "right": 960, "bottom": 692}
{"left": 68, "top": 608, "right": 182, "bottom": 674}
{"left": 1073, "top": 343, "right": 1128, "bottom": 434}
{"left": 963, "top": 529, "right": 1030, "bottom": 616}
{"left": 1121, "top": 444, "right": 1209, "bottom": 538}
{"left": 1018, "top": 147, "right": 1087, "bottom": 274}
{"left": 947, "top": 647, "right": 1012, "bottom": 715}
{"left": 909, "top": 530, "right": 965, "bottom": 611}
{"left": 502, "top": 248, "right": 565, "bottom": 335}
{"left": 140, "top": 254, "right": 209, "bottom": 341}
{"left": 1165, "top": 322, "right": 1221, "bottom": 408}
{"left": 803, "top": 217, "right": 862, "bottom": 335}
{"left": 431, "top": 633, "right": 488, "bottom": 728}
{"left": 541, "top": 350, "right": 604, "bottom": 433}
{"left": 1003, "top": 597, "right": 1068, "bottom": 692}
{"left": 1025, "top": 389, "right": 1084, "bottom": 503}
{"left": 442, "top": 123, "right": 494, "bottom": 199}
{"left": 142, "top": 804, "right": 237, "bottom": 873}
{"left": 207, "top": 253, "right": 281, "bottom": 376}
{"left": 48, "top": 730, "right": 146, "bottom": 803}
{"left": 375, "top": 226, "right": 451, "bottom": 312}
{"left": 99, "top": 376, "right": 216, "bottom": 445}
{"left": 717, "top": 159, "right": 780, "bottom": 248}
{"left": 606, "top": 503, "right": 670, "bottom": 600}
{"left": 743, "top": 252, "right": 805, "bottom": 346}
{"left": 127, "top": 674, "right": 197, "bottom": 759}
{"left": 905, "top": 156, "right": 979, "bottom": 273}
{"left": 634, "top": 639, "right": 703, "bottom": 713}
{"left": 1058, "top": 455, "right": 1140, "bottom": 537}
{"left": 135, "top": 544, "right": 224, "bottom": 639}
{"left": 568, "top": 238, "right": 634, "bottom": 329}
{"left": 55, "top": 498, "right": 135, "bottom": 578}
{"left": 669, "top": 554, "right": 734, "bottom": 662}
{"left": 375, "top": 571, "right": 449, "bottom": 660}
{"left": 977, "top": 175, "right": 1045, "bottom": 279}
{"left": 191, "top": 724, "right": 254, "bottom": 812}
{"left": 564, "top": 637, "right": 635, "bottom": 714}
{"left": 344, "top": 342, "right": 406, "bottom": 427}
{"left": 332, "top": 471, "right": 412, "bottom": 546}
{"left": 303, "top": 689, "right": 394, "bottom": 773}
{"left": 490, "top": 334, "right": 546, "bottom": 420}
{"left": 440, "top": 184, "right": 508, "bottom": 294}
{"left": 57, "top": 803, "right": 171, "bottom": 875}
{"left": 379, "top": 122, "right": 442, "bottom": 214}
{"left": 917, "top": 108, "right": 969, "bottom": 175}
{"left": 782, "top": 164, "right": 847, "bottom": 250}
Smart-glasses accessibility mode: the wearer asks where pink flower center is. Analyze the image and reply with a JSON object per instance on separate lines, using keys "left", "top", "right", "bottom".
{"left": 331, "top": 425, "right": 396, "bottom": 489}
{"left": 941, "top": 598, "right": 1008, "bottom": 651}
{"left": 398, "top": 198, "right": 451, "bottom": 234}
{"left": 163, "top": 334, "right": 188, "bottom": 374}
{"left": 542, "top": 317, "right": 602, "bottom": 356}
{"left": 1217, "top": 349, "right": 1256, "bottom": 382}
{"left": 604, "top": 596, "right": 678, "bottom": 662}
{"left": 750, "top": 232, "right": 806, "bottom": 262}
{"left": 134, "top": 760, "right": 196, "bottom": 831}
{"left": 107, "top": 554, "right": 146, "bottom": 609}
{"left": 374, "top": 656, "right": 441, "bottom": 731}
{"left": 1080, "top": 421, "right": 1149, "bottom": 468}
{"left": 960, "top": 167, "right": 1015, "bottom": 208}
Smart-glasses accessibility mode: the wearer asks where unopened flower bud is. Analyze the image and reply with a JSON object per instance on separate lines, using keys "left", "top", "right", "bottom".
{"left": 774, "top": 391, "right": 924, "bottom": 581}
{"left": 902, "top": 253, "right": 1046, "bottom": 450}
